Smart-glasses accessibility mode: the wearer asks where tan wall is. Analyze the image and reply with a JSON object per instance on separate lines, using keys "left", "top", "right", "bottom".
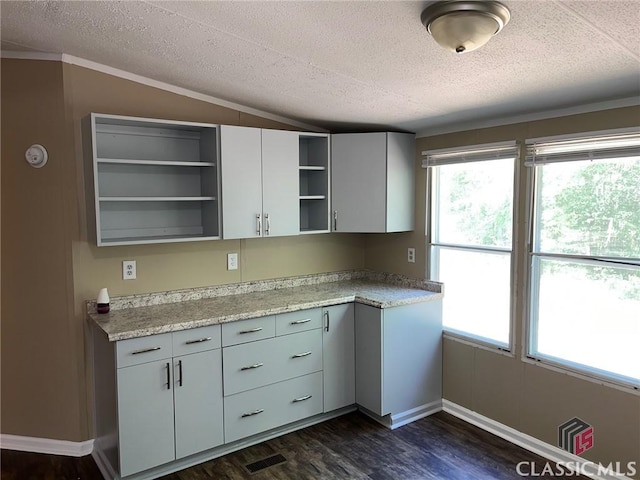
{"left": 1, "top": 59, "right": 83, "bottom": 439}
{"left": 1, "top": 59, "right": 365, "bottom": 442}
{"left": 365, "top": 106, "right": 640, "bottom": 475}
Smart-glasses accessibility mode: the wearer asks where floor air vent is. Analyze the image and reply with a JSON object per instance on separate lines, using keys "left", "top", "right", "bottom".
{"left": 244, "top": 453, "right": 287, "bottom": 474}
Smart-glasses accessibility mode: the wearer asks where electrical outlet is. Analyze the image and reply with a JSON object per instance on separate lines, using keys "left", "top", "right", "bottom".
{"left": 123, "top": 260, "right": 137, "bottom": 280}
{"left": 227, "top": 253, "right": 238, "bottom": 271}
{"left": 407, "top": 248, "right": 416, "bottom": 263}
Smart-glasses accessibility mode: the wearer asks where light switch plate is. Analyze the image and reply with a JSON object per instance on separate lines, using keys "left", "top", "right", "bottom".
{"left": 227, "top": 253, "right": 238, "bottom": 270}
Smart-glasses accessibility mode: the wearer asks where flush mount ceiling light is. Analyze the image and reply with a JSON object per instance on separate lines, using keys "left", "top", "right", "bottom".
{"left": 421, "top": 1, "right": 511, "bottom": 54}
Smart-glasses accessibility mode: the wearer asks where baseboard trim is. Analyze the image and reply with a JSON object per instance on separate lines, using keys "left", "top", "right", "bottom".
{"left": 0, "top": 434, "right": 93, "bottom": 457}
{"left": 358, "top": 400, "right": 442, "bottom": 430}
{"left": 442, "top": 400, "right": 633, "bottom": 480}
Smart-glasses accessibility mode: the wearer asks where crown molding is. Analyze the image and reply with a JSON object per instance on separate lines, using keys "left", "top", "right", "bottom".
{"left": 1, "top": 50, "right": 327, "bottom": 133}
{"left": 416, "top": 96, "right": 640, "bottom": 138}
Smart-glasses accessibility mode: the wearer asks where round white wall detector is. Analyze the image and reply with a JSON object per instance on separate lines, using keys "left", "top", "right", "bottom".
{"left": 25, "top": 144, "right": 48, "bottom": 168}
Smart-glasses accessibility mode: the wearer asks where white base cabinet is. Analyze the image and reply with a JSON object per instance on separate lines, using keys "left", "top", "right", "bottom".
{"left": 92, "top": 299, "right": 442, "bottom": 479}
{"left": 93, "top": 325, "right": 224, "bottom": 478}
{"left": 355, "top": 301, "right": 442, "bottom": 424}
{"left": 322, "top": 303, "right": 355, "bottom": 412}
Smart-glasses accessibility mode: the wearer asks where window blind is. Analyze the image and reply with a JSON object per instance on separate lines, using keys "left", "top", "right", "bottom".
{"left": 525, "top": 129, "right": 640, "bottom": 166}
{"left": 421, "top": 141, "right": 518, "bottom": 168}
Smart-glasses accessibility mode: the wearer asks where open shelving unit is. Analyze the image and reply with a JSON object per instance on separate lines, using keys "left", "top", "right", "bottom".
{"left": 299, "top": 134, "right": 330, "bottom": 233}
{"left": 91, "top": 113, "right": 220, "bottom": 246}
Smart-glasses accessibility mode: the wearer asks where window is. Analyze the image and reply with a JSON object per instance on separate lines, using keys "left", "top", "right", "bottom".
{"left": 526, "top": 129, "right": 640, "bottom": 386}
{"left": 423, "top": 142, "right": 518, "bottom": 348}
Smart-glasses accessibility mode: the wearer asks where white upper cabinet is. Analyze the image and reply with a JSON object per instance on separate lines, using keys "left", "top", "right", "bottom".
{"left": 220, "top": 126, "right": 330, "bottom": 239}
{"left": 262, "top": 129, "right": 300, "bottom": 237}
{"left": 219, "top": 125, "right": 264, "bottom": 239}
{"left": 331, "top": 132, "right": 415, "bottom": 233}
{"left": 90, "top": 113, "right": 220, "bottom": 246}
{"left": 299, "top": 134, "right": 330, "bottom": 233}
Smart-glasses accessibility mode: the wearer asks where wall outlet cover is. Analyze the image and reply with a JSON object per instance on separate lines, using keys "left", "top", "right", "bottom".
{"left": 123, "top": 260, "right": 137, "bottom": 280}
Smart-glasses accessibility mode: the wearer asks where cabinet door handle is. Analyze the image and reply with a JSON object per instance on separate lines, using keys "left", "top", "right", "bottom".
{"left": 291, "top": 351, "right": 312, "bottom": 359}
{"left": 290, "top": 318, "right": 311, "bottom": 325}
{"left": 239, "top": 327, "right": 263, "bottom": 334}
{"left": 256, "top": 213, "right": 262, "bottom": 236}
{"left": 165, "top": 362, "right": 171, "bottom": 390}
{"left": 177, "top": 360, "right": 183, "bottom": 387}
{"left": 265, "top": 213, "right": 270, "bottom": 236}
{"left": 241, "top": 409, "right": 264, "bottom": 418}
{"left": 185, "top": 337, "right": 212, "bottom": 345}
{"left": 324, "top": 311, "right": 330, "bottom": 332}
{"left": 240, "top": 362, "right": 264, "bottom": 371}
{"left": 333, "top": 210, "right": 338, "bottom": 231}
{"left": 131, "top": 346, "right": 161, "bottom": 355}
{"left": 292, "top": 395, "right": 312, "bottom": 403}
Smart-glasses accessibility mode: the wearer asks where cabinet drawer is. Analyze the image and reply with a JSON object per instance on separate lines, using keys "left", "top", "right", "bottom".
{"left": 221, "top": 316, "right": 275, "bottom": 347}
{"left": 274, "top": 329, "right": 323, "bottom": 384}
{"left": 223, "top": 372, "right": 323, "bottom": 443}
{"left": 172, "top": 325, "right": 221, "bottom": 356}
{"left": 116, "top": 333, "right": 172, "bottom": 368}
{"left": 223, "top": 329, "right": 322, "bottom": 396}
{"left": 275, "top": 308, "right": 323, "bottom": 336}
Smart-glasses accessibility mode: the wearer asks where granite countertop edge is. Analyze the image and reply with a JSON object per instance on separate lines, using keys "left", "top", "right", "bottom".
{"left": 89, "top": 270, "right": 444, "bottom": 342}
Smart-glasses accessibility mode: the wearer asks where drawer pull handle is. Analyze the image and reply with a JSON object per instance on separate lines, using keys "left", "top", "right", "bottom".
{"left": 185, "top": 337, "right": 212, "bottom": 345}
{"left": 290, "top": 318, "right": 311, "bottom": 325}
{"left": 292, "top": 395, "right": 312, "bottom": 403}
{"left": 131, "top": 346, "right": 161, "bottom": 355}
{"left": 291, "top": 351, "right": 312, "bottom": 359}
{"left": 242, "top": 409, "right": 264, "bottom": 418}
{"left": 241, "top": 363, "right": 264, "bottom": 371}
{"left": 239, "top": 327, "right": 263, "bottom": 334}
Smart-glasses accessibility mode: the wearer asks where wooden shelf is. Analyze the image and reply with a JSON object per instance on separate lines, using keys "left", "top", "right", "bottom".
{"left": 91, "top": 113, "right": 220, "bottom": 246}
{"left": 299, "top": 195, "right": 326, "bottom": 201}
{"left": 299, "top": 165, "right": 326, "bottom": 171}
{"left": 97, "top": 158, "right": 216, "bottom": 167}
{"left": 99, "top": 196, "right": 216, "bottom": 202}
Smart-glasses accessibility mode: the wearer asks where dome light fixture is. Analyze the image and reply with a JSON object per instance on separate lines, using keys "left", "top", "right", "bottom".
{"left": 421, "top": 1, "right": 511, "bottom": 54}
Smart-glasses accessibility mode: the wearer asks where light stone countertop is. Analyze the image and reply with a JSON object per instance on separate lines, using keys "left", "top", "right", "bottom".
{"left": 89, "top": 271, "right": 443, "bottom": 342}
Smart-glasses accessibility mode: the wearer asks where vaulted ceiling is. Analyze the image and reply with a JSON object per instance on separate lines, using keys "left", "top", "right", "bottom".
{"left": 2, "top": 1, "right": 639, "bottom": 134}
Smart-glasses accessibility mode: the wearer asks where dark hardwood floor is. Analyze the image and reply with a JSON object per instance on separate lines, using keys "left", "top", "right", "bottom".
{"left": 1, "top": 411, "right": 584, "bottom": 479}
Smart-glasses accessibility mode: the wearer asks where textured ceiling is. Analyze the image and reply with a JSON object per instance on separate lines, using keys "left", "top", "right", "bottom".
{"left": 1, "top": 0, "right": 639, "bottom": 134}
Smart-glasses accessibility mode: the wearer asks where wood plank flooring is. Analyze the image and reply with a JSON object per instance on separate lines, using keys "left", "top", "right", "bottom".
{"left": 1, "top": 411, "right": 585, "bottom": 479}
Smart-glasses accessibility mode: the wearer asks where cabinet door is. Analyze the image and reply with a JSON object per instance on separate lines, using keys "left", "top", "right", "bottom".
{"left": 331, "top": 133, "right": 387, "bottom": 232}
{"left": 261, "top": 129, "right": 300, "bottom": 237}
{"left": 173, "top": 349, "right": 224, "bottom": 459}
{"left": 385, "top": 132, "right": 415, "bottom": 232}
{"left": 220, "top": 125, "right": 263, "bottom": 239}
{"left": 117, "top": 360, "right": 175, "bottom": 477}
{"left": 354, "top": 304, "right": 384, "bottom": 416}
{"left": 382, "top": 302, "right": 442, "bottom": 415}
{"left": 322, "top": 303, "right": 355, "bottom": 412}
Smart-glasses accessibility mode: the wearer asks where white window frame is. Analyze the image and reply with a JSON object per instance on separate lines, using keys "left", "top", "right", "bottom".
{"left": 423, "top": 141, "right": 519, "bottom": 351}
{"left": 524, "top": 127, "right": 640, "bottom": 390}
